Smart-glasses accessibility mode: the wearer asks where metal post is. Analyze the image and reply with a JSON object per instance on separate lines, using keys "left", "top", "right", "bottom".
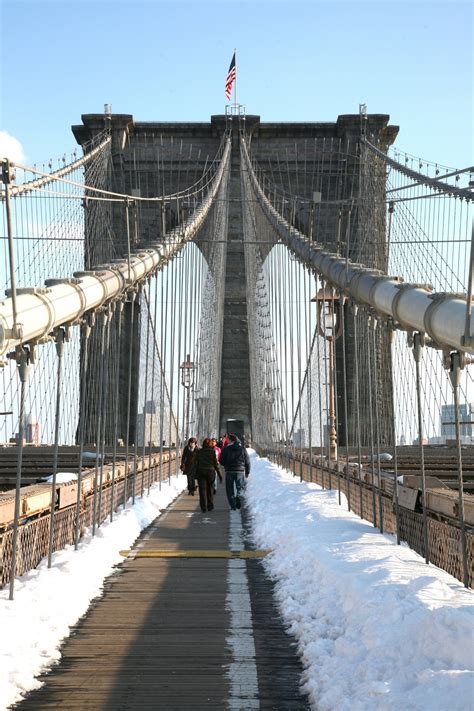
{"left": 449, "top": 351, "right": 469, "bottom": 587}
{"left": 8, "top": 347, "right": 31, "bottom": 600}
{"left": 48, "top": 328, "right": 65, "bottom": 568}
{"left": 413, "top": 331, "right": 429, "bottom": 564}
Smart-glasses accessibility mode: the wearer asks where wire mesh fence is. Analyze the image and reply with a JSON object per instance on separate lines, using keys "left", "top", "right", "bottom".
{"left": 0, "top": 452, "right": 176, "bottom": 588}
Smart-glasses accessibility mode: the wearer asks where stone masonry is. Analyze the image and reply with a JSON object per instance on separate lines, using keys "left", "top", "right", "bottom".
{"left": 73, "top": 112, "right": 398, "bottom": 446}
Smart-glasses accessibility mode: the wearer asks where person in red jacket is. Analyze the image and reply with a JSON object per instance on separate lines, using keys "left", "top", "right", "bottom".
{"left": 211, "top": 437, "right": 222, "bottom": 495}
{"left": 211, "top": 437, "right": 221, "bottom": 462}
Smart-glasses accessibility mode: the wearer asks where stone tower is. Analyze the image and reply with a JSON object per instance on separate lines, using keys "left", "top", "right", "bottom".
{"left": 73, "top": 112, "right": 398, "bottom": 446}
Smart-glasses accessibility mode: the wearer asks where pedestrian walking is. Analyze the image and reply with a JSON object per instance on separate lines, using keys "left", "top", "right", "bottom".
{"left": 211, "top": 437, "right": 221, "bottom": 463}
{"left": 180, "top": 437, "right": 198, "bottom": 494}
{"left": 195, "top": 437, "right": 222, "bottom": 513}
{"left": 211, "top": 437, "right": 221, "bottom": 495}
{"left": 219, "top": 433, "right": 250, "bottom": 510}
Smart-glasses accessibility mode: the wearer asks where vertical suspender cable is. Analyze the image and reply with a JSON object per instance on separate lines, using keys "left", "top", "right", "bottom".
{"left": 168, "top": 257, "right": 177, "bottom": 480}
{"left": 98, "top": 305, "right": 112, "bottom": 523}
{"left": 413, "top": 332, "right": 429, "bottom": 564}
{"left": 449, "top": 352, "right": 469, "bottom": 587}
{"left": 331, "top": 297, "right": 341, "bottom": 503}
{"left": 47, "top": 328, "right": 65, "bottom": 567}
{"left": 296, "top": 261, "right": 303, "bottom": 481}
{"left": 175, "top": 249, "right": 184, "bottom": 458}
{"left": 321, "top": 280, "right": 331, "bottom": 488}
{"left": 141, "top": 281, "right": 152, "bottom": 497}
{"left": 371, "top": 318, "right": 384, "bottom": 533}
{"left": 132, "top": 287, "right": 143, "bottom": 505}
{"left": 75, "top": 319, "right": 91, "bottom": 547}
{"left": 366, "top": 314, "right": 377, "bottom": 527}
{"left": 307, "top": 268, "right": 313, "bottom": 482}
{"left": 159, "top": 267, "right": 165, "bottom": 488}
{"left": 8, "top": 348, "right": 30, "bottom": 600}
{"left": 316, "top": 277, "right": 324, "bottom": 483}
{"left": 282, "top": 247, "right": 290, "bottom": 467}
{"left": 388, "top": 322, "right": 400, "bottom": 543}
{"left": 92, "top": 312, "right": 106, "bottom": 533}
{"left": 110, "top": 303, "right": 124, "bottom": 520}
{"left": 353, "top": 305, "right": 364, "bottom": 518}
{"left": 340, "top": 294, "right": 351, "bottom": 511}
{"left": 123, "top": 291, "right": 136, "bottom": 508}
{"left": 148, "top": 273, "right": 159, "bottom": 494}
{"left": 289, "top": 255, "right": 296, "bottom": 475}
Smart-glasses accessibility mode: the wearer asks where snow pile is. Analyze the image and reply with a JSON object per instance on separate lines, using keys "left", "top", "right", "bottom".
{"left": 41, "top": 472, "right": 77, "bottom": 483}
{"left": 246, "top": 452, "right": 474, "bottom": 711}
{"left": 0, "top": 473, "right": 187, "bottom": 710}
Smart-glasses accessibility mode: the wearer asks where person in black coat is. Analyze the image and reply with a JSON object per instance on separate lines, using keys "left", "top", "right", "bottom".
{"left": 219, "top": 434, "right": 250, "bottom": 510}
{"left": 180, "top": 437, "right": 198, "bottom": 494}
{"left": 195, "top": 438, "right": 222, "bottom": 513}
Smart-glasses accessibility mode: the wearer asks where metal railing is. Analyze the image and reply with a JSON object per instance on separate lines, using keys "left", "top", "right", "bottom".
{"left": 0, "top": 451, "right": 177, "bottom": 588}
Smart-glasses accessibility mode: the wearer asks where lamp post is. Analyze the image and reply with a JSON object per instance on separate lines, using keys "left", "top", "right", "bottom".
{"left": 180, "top": 354, "right": 195, "bottom": 440}
{"left": 312, "top": 284, "right": 344, "bottom": 462}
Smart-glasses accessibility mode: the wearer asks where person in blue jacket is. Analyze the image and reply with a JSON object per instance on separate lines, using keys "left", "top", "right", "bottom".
{"left": 219, "top": 433, "right": 250, "bottom": 510}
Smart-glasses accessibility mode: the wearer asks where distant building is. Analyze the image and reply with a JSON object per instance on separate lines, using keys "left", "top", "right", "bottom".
{"left": 441, "top": 403, "right": 472, "bottom": 439}
{"left": 413, "top": 436, "right": 429, "bottom": 446}
{"left": 293, "top": 429, "right": 306, "bottom": 447}
{"left": 13, "top": 413, "right": 41, "bottom": 445}
{"left": 25, "top": 414, "right": 41, "bottom": 445}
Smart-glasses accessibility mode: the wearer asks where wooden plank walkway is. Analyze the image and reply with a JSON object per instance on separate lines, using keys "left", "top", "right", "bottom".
{"left": 15, "top": 486, "right": 310, "bottom": 709}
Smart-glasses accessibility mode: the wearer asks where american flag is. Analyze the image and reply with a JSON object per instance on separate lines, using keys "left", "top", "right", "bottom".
{"left": 225, "top": 53, "right": 236, "bottom": 101}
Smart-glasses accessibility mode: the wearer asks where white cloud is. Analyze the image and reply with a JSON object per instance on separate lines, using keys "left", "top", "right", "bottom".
{"left": 0, "top": 130, "right": 25, "bottom": 163}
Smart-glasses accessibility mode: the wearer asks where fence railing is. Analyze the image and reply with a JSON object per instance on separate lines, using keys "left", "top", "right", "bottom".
{"left": 0, "top": 452, "right": 177, "bottom": 588}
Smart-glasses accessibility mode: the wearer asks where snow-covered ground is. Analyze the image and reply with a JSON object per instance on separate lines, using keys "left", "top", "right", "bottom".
{"left": 246, "top": 451, "right": 474, "bottom": 711}
{"left": 2, "top": 452, "right": 473, "bottom": 711}
{"left": 0, "top": 473, "right": 187, "bottom": 710}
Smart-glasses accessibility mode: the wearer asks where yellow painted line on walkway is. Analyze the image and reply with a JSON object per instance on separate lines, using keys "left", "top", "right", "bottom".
{"left": 119, "top": 549, "right": 270, "bottom": 559}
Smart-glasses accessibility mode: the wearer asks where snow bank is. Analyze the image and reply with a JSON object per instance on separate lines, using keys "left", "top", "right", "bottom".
{"left": 0, "top": 473, "right": 187, "bottom": 710}
{"left": 41, "top": 472, "right": 77, "bottom": 483}
{"left": 246, "top": 452, "right": 474, "bottom": 711}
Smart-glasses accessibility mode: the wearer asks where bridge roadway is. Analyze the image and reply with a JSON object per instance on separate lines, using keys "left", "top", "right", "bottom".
{"left": 15, "top": 488, "right": 310, "bottom": 709}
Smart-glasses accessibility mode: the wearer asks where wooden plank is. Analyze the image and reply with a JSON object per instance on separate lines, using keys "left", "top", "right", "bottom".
{"left": 16, "top": 490, "right": 310, "bottom": 710}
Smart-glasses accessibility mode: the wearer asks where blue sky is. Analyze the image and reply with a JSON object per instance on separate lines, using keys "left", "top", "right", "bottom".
{"left": 1, "top": 0, "right": 472, "bottom": 169}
